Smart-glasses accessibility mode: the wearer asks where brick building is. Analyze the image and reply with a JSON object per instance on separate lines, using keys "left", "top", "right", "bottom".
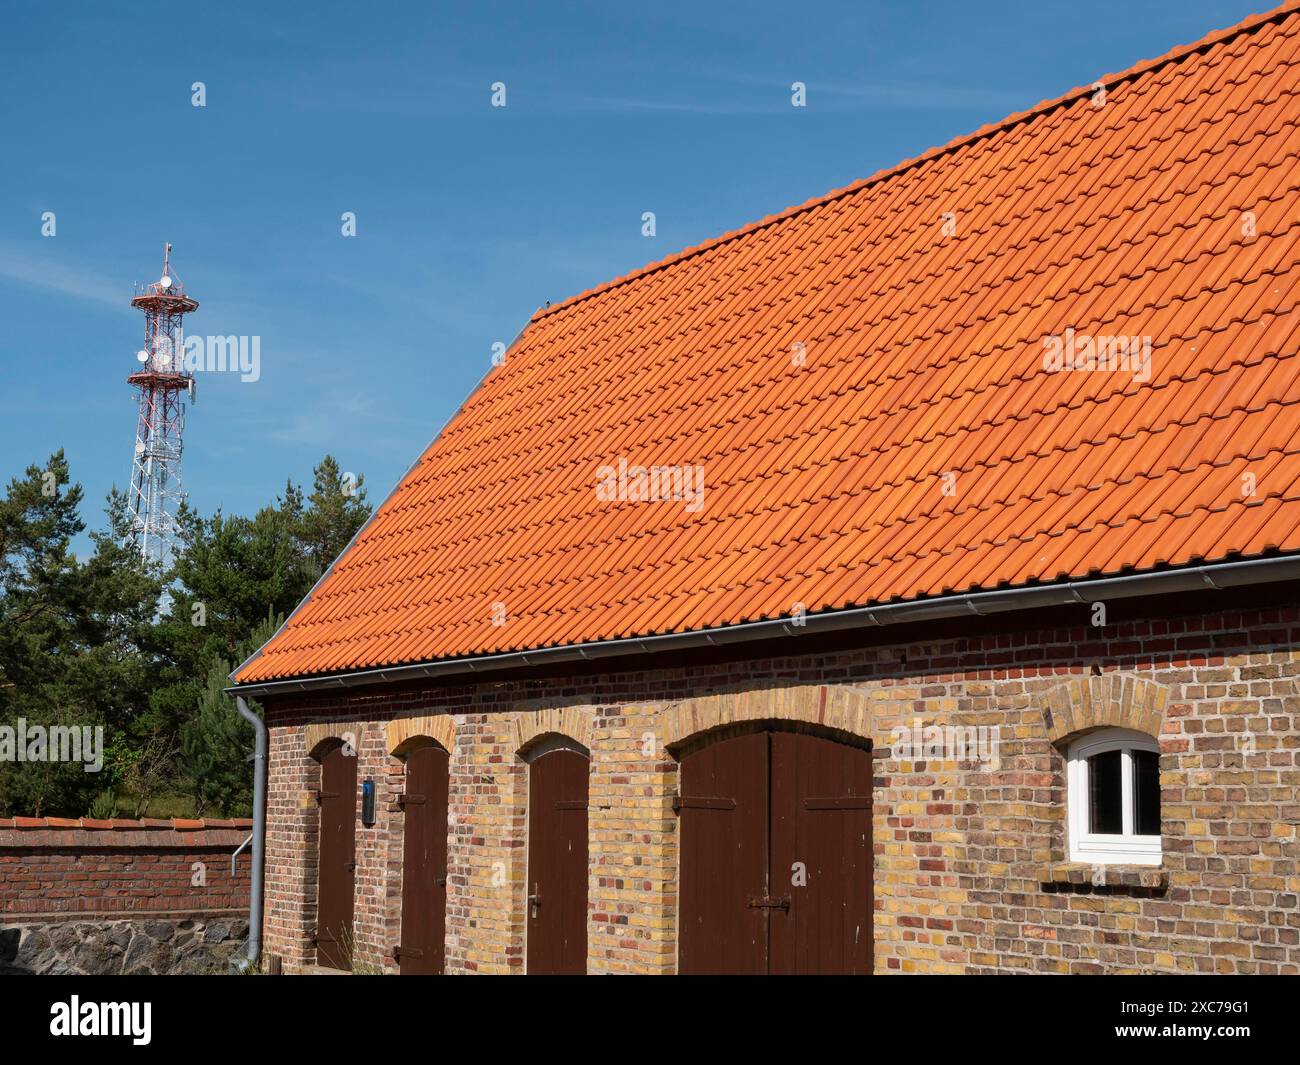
{"left": 231, "top": 2, "right": 1300, "bottom": 975}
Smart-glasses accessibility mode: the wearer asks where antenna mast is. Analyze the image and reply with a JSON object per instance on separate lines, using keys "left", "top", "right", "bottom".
{"left": 125, "top": 243, "right": 198, "bottom": 568}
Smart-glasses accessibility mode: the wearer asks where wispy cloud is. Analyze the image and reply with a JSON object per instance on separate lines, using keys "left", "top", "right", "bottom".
{"left": 264, "top": 385, "right": 425, "bottom": 453}
{"left": 547, "top": 75, "right": 1027, "bottom": 117}
{"left": 711, "top": 70, "right": 1028, "bottom": 112}
{"left": 552, "top": 92, "right": 787, "bottom": 115}
{"left": 0, "top": 241, "right": 130, "bottom": 310}
{"left": 800, "top": 78, "right": 1028, "bottom": 112}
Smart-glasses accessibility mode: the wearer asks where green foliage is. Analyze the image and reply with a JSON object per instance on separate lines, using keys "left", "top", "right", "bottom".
{"left": 0, "top": 455, "right": 160, "bottom": 816}
{"left": 179, "top": 612, "right": 279, "bottom": 817}
{"left": 298, "top": 456, "right": 371, "bottom": 581}
{"left": 0, "top": 453, "right": 372, "bottom": 818}
{"left": 87, "top": 787, "right": 118, "bottom": 820}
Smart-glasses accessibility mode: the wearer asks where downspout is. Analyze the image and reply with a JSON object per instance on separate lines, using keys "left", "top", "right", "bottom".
{"left": 236, "top": 695, "right": 266, "bottom": 971}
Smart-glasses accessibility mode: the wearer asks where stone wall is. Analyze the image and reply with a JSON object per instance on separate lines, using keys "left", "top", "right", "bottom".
{"left": 0, "top": 817, "right": 253, "bottom": 974}
{"left": 0, "top": 915, "right": 249, "bottom": 975}
{"left": 257, "top": 594, "right": 1300, "bottom": 975}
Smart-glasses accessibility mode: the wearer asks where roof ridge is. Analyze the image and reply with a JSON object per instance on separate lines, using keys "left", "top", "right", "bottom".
{"left": 529, "top": 0, "right": 1300, "bottom": 325}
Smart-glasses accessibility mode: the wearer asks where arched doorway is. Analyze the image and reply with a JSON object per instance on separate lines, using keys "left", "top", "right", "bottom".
{"left": 397, "top": 739, "right": 450, "bottom": 974}
{"left": 524, "top": 736, "right": 589, "bottom": 974}
{"left": 314, "top": 739, "right": 358, "bottom": 970}
{"left": 676, "top": 726, "right": 873, "bottom": 975}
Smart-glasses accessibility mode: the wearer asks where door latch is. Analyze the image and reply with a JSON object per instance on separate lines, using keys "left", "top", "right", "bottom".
{"left": 747, "top": 895, "right": 790, "bottom": 911}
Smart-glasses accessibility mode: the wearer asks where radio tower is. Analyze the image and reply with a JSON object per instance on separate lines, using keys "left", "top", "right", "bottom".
{"left": 125, "top": 243, "right": 198, "bottom": 569}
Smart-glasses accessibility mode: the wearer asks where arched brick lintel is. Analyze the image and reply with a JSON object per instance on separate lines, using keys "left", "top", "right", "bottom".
{"left": 512, "top": 707, "right": 594, "bottom": 754}
{"left": 385, "top": 714, "right": 455, "bottom": 757}
{"left": 661, "top": 684, "right": 875, "bottom": 753}
{"left": 304, "top": 721, "right": 364, "bottom": 759}
{"left": 1042, "top": 673, "right": 1171, "bottom": 744}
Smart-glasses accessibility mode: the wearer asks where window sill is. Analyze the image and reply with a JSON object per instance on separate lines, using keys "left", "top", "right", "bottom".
{"left": 1039, "top": 862, "right": 1167, "bottom": 892}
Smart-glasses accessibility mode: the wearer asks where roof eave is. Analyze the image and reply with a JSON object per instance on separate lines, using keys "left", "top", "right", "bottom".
{"left": 226, "top": 552, "right": 1300, "bottom": 699}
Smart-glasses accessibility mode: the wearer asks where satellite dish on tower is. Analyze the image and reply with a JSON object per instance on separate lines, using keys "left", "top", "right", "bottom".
{"left": 160, "top": 275, "right": 172, "bottom": 289}
{"left": 136, "top": 350, "right": 149, "bottom": 363}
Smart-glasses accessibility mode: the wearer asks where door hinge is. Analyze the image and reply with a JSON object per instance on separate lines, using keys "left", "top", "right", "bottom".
{"left": 394, "top": 945, "right": 424, "bottom": 960}
{"left": 315, "top": 789, "right": 340, "bottom": 804}
{"left": 672, "top": 794, "right": 737, "bottom": 812}
{"left": 398, "top": 793, "right": 426, "bottom": 807}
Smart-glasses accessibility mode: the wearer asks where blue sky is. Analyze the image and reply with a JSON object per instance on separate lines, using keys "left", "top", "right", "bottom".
{"left": 0, "top": 0, "right": 1264, "bottom": 550}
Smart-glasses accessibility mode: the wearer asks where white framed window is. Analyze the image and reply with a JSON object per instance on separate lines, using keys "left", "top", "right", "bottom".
{"left": 1067, "top": 728, "right": 1161, "bottom": 865}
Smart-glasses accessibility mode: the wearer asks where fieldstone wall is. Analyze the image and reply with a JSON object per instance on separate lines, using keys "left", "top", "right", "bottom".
{"left": 0, "top": 915, "right": 249, "bottom": 975}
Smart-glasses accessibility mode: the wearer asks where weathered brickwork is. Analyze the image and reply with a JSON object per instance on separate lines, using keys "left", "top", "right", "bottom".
{"left": 259, "top": 599, "right": 1300, "bottom": 974}
{"left": 0, "top": 818, "right": 252, "bottom": 918}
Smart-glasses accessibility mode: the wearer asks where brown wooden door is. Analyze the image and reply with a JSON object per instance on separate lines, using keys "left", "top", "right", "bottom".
{"left": 677, "top": 729, "right": 873, "bottom": 974}
{"left": 677, "top": 730, "right": 769, "bottom": 975}
{"left": 398, "top": 742, "right": 449, "bottom": 975}
{"left": 769, "top": 730, "right": 873, "bottom": 975}
{"left": 525, "top": 747, "right": 589, "bottom": 974}
{"left": 316, "top": 742, "right": 357, "bottom": 970}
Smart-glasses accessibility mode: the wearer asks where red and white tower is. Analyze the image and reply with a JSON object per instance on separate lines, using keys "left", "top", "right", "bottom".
{"left": 126, "top": 243, "right": 197, "bottom": 568}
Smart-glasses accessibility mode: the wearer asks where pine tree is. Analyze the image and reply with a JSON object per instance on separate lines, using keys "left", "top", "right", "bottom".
{"left": 297, "top": 455, "right": 371, "bottom": 580}
{"left": 0, "top": 457, "right": 162, "bottom": 816}
{"left": 0, "top": 451, "right": 373, "bottom": 817}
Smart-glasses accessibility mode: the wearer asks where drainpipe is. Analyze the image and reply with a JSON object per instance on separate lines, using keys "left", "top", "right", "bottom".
{"left": 236, "top": 695, "right": 266, "bottom": 971}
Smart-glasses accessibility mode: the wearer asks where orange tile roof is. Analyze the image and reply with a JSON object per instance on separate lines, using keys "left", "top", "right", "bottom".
{"left": 235, "top": 2, "right": 1300, "bottom": 685}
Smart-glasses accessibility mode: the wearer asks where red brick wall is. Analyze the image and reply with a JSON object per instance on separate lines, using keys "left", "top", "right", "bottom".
{"left": 0, "top": 818, "right": 252, "bottom": 919}
{"left": 258, "top": 594, "right": 1300, "bottom": 975}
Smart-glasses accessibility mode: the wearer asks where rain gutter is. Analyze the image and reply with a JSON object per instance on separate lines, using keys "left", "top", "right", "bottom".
{"left": 225, "top": 553, "right": 1300, "bottom": 700}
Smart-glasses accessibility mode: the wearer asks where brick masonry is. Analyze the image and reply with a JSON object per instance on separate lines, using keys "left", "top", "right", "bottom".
{"left": 257, "top": 596, "right": 1300, "bottom": 975}
{"left": 0, "top": 818, "right": 252, "bottom": 918}
{"left": 0, "top": 818, "right": 253, "bottom": 974}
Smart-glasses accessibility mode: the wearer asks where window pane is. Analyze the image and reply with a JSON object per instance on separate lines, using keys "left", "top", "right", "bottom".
{"left": 1133, "top": 749, "right": 1160, "bottom": 836}
{"left": 1087, "top": 749, "right": 1123, "bottom": 834}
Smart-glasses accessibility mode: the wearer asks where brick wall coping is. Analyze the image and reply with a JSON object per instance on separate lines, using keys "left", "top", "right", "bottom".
{"left": 0, "top": 817, "right": 252, "bottom": 849}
